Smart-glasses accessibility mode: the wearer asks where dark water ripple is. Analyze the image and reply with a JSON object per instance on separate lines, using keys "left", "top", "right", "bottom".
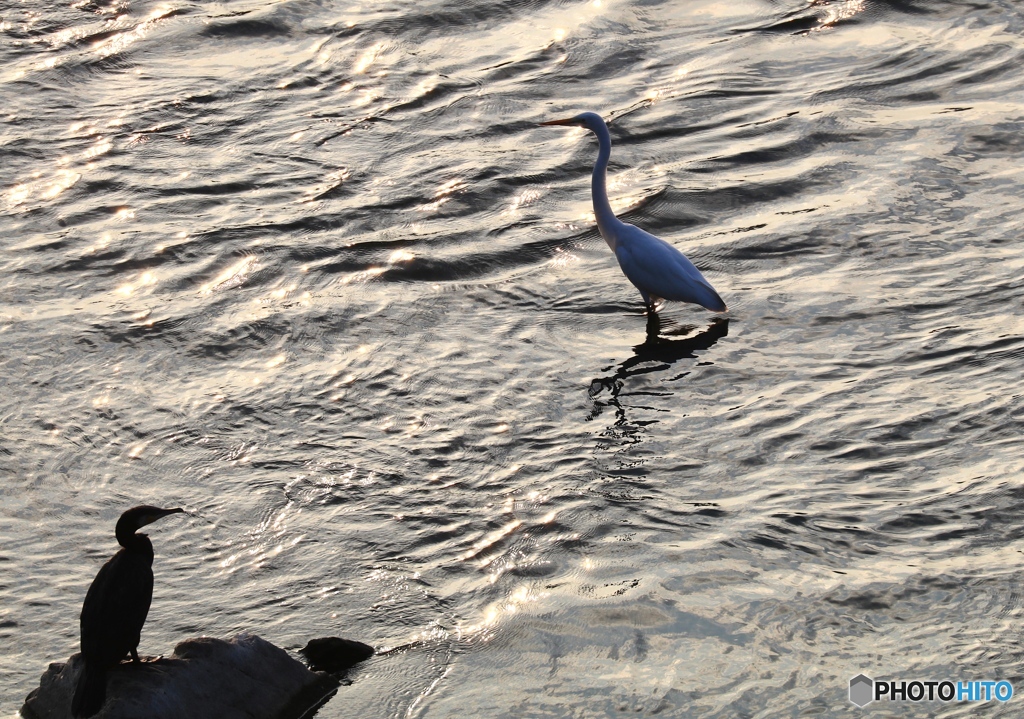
{"left": 3, "top": 0, "right": 1024, "bottom": 715}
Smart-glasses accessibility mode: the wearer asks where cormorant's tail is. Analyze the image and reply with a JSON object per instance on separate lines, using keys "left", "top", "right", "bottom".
{"left": 71, "top": 662, "right": 106, "bottom": 718}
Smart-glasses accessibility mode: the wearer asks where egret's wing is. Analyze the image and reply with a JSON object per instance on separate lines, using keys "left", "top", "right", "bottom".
{"left": 614, "top": 224, "right": 726, "bottom": 311}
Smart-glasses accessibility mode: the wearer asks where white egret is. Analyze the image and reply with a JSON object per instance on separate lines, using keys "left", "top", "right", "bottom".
{"left": 541, "top": 111, "right": 726, "bottom": 313}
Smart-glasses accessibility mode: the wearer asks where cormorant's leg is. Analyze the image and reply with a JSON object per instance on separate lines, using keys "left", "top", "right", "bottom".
{"left": 131, "top": 648, "right": 141, "bottom": 663}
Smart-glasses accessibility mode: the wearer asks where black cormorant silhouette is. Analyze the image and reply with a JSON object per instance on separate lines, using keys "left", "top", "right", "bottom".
{"left": 71, "top": 505, "right": 184, "bottom": 718}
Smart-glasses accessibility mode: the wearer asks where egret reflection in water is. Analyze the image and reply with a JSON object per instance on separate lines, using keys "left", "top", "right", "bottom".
{"left": 588, "top": 316, "right": 730, "bottom": 425}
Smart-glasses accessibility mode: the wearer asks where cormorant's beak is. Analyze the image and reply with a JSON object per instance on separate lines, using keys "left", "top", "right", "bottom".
{"left": 539, "top": 118, "right": 578, "bottom": 127}
{"left": 140, "top": 507, "right": 185, "bottom": 527}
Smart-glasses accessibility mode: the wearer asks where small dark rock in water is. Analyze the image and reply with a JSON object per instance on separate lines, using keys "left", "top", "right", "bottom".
{"left": 21, "top": 634, "right": 339, "bottom": 719}
{"left": 299, "top": 637, "right": 374, "bottom": 674}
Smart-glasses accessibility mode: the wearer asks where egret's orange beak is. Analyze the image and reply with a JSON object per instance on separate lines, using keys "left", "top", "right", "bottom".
{"left": 539, "top": 118, "right": 577, "bottom": 127}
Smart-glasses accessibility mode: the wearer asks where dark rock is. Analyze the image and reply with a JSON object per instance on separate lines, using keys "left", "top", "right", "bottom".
{"left": 299, "top": 637, "right": 375, "bottom": 675}
{"left": 21, "top": 634, "right": 339, "bottom": 719}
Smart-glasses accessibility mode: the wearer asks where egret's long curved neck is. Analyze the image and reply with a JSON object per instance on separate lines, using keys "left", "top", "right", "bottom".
{"left": 590, "top": 121, "right": 619, "bottom": 248}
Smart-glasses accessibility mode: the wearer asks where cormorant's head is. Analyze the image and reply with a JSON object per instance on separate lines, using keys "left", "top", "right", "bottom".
{"left": 115, "top": 505, "right": 184, "bottom": 546}
{"left": 539, "top": 111, "right": 608, "bottom": 135}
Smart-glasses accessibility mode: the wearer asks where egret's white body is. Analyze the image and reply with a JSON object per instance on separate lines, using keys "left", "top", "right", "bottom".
{"left": 542, "top": 111, "right": 726, "bottom": 313}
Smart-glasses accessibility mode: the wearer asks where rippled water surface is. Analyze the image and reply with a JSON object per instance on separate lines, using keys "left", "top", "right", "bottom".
{"left": 3, "top": 0, "right": 1024, "bottom": 715}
